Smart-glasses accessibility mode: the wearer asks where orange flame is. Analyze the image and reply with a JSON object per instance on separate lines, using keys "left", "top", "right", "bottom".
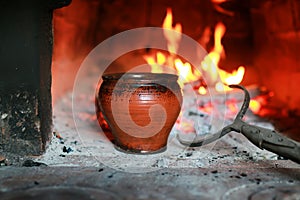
{"left": 220, "top": 66, "right": 245, "bottom": 85}
{"left": 200, "top": 22, "right": 225, "bottom": 83}
{"left": 144, "top": 8, "right": 245, "bottom": 94}
{"left": 144, "top": 8, "right": 201, "bottom": 86}
{"left": 213, "top": 22, "right": 226, "bottom": 56}
{"left": 201, "top": 22, "right": 245, "bottom": 92}
{"left": 143, "top": 52, "right": 165, "bottom": 73}
{"left": 163, "top": 8, "right": 182, "bottom": 54}
{"left": 174, "top": 58, "right": 201, "bottom": 86}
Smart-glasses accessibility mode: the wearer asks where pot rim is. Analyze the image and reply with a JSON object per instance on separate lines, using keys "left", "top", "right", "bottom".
{"left": 102, "top": 72, "right": 179, "bottom": 81}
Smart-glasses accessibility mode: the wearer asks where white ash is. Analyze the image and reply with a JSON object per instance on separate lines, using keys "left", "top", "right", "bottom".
{"left": 1, "top": 113, "right": 8, "bottom": 120}
{"left": 34, "top": 84, "right": 283, "bottom": 170}
{"left": 152, "top": 158, "right": 169, "bottom": 168}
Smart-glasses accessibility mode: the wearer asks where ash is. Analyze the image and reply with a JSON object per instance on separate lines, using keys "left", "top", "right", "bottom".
{"left": 33, "top": 86, "right": 282, "bottom": 171}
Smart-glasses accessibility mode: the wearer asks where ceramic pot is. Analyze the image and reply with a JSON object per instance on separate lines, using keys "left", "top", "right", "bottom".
{"left": 97, "top": 73, "right": 182, "bottom": 154}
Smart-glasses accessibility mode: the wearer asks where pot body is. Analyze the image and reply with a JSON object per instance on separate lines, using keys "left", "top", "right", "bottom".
{"left": 97, "top": 73, "right": 182, "bottom": 154}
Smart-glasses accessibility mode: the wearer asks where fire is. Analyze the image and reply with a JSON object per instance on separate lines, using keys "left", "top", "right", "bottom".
{"left": 143, "top": 8, "right": 201, "bottom": 86}
{"left": 144, "top": 8, "right": 245, "bottom": 93}
{"left": 142, "top": 8, "right": 275, "bottom": 134}
{"left": 213, "top": 22, "right": 225, "bottom": 56}
{"left": 162, "top": 8, "right": 182, "bottom": 54}
{"left": 174, "top": 58, "right": 201, "bottom": 84}
{"left": 143, "top": 52, "right": 165, "bottom": 73}
{"left": 200, "top": 22, "right": 245, "bottom": 92}
{"left": 219, "top": 66, "right": 245, "bottom": 85}
{"left": 143, "top": 8, "right": 269, "bottom": 131}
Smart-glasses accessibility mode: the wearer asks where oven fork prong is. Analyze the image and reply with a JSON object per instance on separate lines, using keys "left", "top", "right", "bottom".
{"left": 177, "top": 85, "right": 300, "bottom": 164}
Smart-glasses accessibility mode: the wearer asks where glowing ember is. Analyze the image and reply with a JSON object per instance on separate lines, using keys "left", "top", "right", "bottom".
{"left": 198, "top": 86, "right": 207, "bottom": 95}
{"left": 249, "top": 99, "right": 261, "bottom": 114}
{"left": 226, "top": 100, "right": 239, "bottom": 114}
{"left": 249, "top": 94, "right": 271, "bottom": 115}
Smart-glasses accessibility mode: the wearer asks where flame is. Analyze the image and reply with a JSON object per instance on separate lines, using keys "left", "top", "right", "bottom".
{"left": 200, "top": 22, "right": 225, "bottom": 82}
{"left": 157, "top": 52, "right": 166, "bottom": 64}
{"left": 201, "top": 52, "right": 220, "bottom": 84}
{"left": 144, "top": 8, "right": 245, "bottom": 95}
{"left": 215, "top": 66, "right": 245, "bottom": 92}
{"left": 174, "top": 58, "right": 201, "bottom": 85}
{"left": 213, "top": 22, "right": 226, "bottom": 56}
{"left": 145, "top": 8, "right": 201, "bottom": 86}
{"left": 163, "top": 8, "right": 182, "bottom": 54}
{"left": 219, "top": 66, "right": 245, "bottom": 85}
{"left": 201, "top": 22, "right": 245, "bottom": 92}
{"left": 142, "top": 8, "right": 266, "bottom": 132}
{"left": 143, "top": 52, "right": 165, "bottom": 73}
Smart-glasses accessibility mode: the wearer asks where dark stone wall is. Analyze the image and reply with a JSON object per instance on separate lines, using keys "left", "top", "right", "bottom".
{"left": 0, "top": 0, "right": 70, "bottom": 156}
{"left": 0, "top": 90, "right": 42, "bottom": 155}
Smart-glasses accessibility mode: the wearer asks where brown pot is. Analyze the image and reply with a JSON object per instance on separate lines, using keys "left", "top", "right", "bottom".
{"left": 97, "top": 73, "right": 182, "bottom": 154}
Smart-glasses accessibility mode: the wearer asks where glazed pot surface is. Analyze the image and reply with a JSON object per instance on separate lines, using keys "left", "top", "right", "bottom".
{"left": 97, "top": 73, "right": 182, "bottom": 154}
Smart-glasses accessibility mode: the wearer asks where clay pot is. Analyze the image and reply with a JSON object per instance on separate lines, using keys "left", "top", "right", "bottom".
{"left": 97, "top": 73, "right": 182, "bottom": 154}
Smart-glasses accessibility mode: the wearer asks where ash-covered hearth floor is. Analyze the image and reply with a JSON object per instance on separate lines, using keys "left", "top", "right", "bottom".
{"left": 0, "top": 165, "right": 299, "bottom": 199}
{"left": 0, "top": 90, "right": 299, "bottom": 199}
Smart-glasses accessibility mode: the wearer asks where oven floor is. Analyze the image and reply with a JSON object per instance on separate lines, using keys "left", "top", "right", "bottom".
{"left": 1, "top": 91, "right": 299, "bottom": 199}
{"left": 2, "top": 80, "right": 300, "bottom": 199}
{"left": 0, "top": 165, "right": 299, "bottom": 199}
{"left": 33, "top": 90, "right": 293, "bottom": 169}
